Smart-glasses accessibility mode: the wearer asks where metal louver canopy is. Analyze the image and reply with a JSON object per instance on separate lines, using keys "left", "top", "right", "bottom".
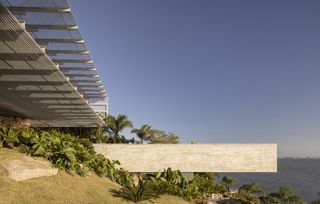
{"left": 0, "top": 0, "right": 108, "bottom": 127}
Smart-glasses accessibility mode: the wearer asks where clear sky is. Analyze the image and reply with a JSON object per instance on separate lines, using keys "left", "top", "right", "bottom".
{"left": 70, "top": 0, "right": 320, "bottom": 157}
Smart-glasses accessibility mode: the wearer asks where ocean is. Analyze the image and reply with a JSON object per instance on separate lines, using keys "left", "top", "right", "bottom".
{"left": 222, "top": 158, "right": 320, "bottom": 203}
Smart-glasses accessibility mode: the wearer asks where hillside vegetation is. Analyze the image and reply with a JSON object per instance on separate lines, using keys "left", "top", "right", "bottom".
{"left": 0, "top": 148, "right": 191, "bottom": 204}
{"left": 0, "top": 125, "right": 309, "bottom": 204}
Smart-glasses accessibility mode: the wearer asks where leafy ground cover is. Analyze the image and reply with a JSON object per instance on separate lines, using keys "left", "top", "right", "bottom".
{"left": 0, "top": 148, "right": 191, "bottom": 204}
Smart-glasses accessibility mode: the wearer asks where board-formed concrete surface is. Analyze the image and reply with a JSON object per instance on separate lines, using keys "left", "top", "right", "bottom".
{"left": 94, "top": 144, "right": 277, "bottom": 172}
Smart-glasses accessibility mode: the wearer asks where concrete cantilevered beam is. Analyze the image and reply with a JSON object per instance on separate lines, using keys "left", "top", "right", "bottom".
{"left": 94, "top": 144, "right": 277, "bottom": 173}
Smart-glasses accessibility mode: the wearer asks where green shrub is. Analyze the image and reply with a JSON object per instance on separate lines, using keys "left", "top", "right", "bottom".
{"left": 189, "top": 174, "right": 216, "bottom": 198}
{"left": 0, "top": 127, "right": 121, "bottom": 178}
{"left": 112, "top": 176, "right": 156, "bottom": 202}
{"left": 148, "top": 172, "right": 171, "bottom": 195}
{"left": 113, "top": 168, "right": 133, "bottom": 186}
{"left": 144, "top": 168, "right": 223, "bottom": 201}
{"left": 260, "top": 195, "right": 281, "bottom": 204}
{"left": 222, "top": 176, "right": 237, "bottom": 193}
{"left": 236, "top": 191, "right": 261, "bottom": 204}
{"left": 229, "top": 183, "right": 264, "bottom": 204}
{"left": 89, "top": 154, "right": 112, "bottom": 176}
{"left": 89, "top": 153, "right": 129, "bottom": 183}
{"left": 266, "top": 186, "right": 307, "bottom": 204}
{"left": 0, "top": 127, "right": 19, "bottom": 148}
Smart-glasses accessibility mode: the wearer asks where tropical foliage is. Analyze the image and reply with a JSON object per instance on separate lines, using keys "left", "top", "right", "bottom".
{"left": 114, "top": 168, "right": 225, "bottom": 202}
{"left": 222, "top": 176, "right": 237, "bottom": 193}
{"left": 0, "top": 127, "right": 128, "bottom": 179}
{"left": 261, "top": 186, "right": 307, "bottom": 204}
{"left": 131, "top": 124, "right": 158, "bottom": 144}
{"left": 112, "top": 175, "right": 156, "bottom": 202}
{"left": 232, "top": 182, "right": 264, "bottom": 204}
{"left": 104, "top": 114, "right": 134, "bottom": 143}
{"left": 58, "top": 114, "right": 181, "bottom": 144}
{"left": 131, "top": 124, "right": 180, "bottom": 144}
{"left": 0, "top": 124, "right": 307, "bottom": 204}
{"left": 148, "top": 131, "right": 179, "bottom": 144}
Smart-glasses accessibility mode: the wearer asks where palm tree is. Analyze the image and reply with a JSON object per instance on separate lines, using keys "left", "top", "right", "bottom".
{"left": 148, "top": 132, "right": 179, "bottom": 144}
{"left": 104, "top": 114, "right": 133, "bottom": 143}
{"left": 131, "top": 124, "right": 158, "bottom": 144}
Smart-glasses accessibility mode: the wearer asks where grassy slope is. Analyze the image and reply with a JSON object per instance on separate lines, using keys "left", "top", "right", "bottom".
{"left": 0, "top": 148, "right": 192, "bottom": 204}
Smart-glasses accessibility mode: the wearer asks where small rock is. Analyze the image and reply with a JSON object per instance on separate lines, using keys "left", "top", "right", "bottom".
{"left": 1, "top": 156, "right": 58, "bottom": 181}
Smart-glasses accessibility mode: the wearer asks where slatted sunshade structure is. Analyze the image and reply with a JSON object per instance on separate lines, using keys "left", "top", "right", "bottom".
{"left": 0, "top": 0, "right": 107, "bottom": 127}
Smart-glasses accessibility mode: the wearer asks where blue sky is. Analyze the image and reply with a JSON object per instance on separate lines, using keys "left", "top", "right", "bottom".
{"left": 70, "top": 0, "right": 320, "bottom": 157}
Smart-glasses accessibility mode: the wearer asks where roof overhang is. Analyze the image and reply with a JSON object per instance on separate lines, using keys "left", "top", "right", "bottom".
{"left": 0, "top": 1, "right": 106, "bottom": 127}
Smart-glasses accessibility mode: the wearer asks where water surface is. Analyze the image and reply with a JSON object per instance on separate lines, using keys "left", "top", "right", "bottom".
{"left": 222, "top": 158, "right": 320, "bottom": 202}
